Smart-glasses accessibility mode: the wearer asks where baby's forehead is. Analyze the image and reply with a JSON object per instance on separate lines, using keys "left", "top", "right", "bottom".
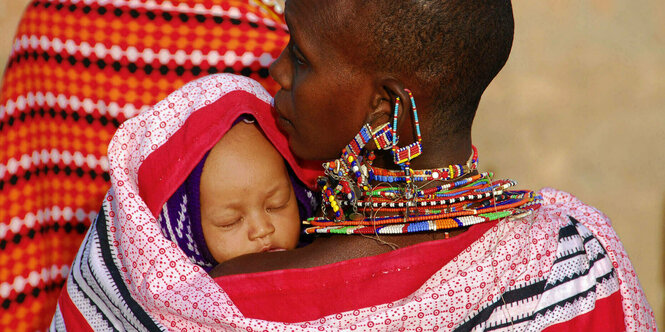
{"left": 202, "top": 124, "right": 289, "bottom": 184}
{"left": 213, "top": 122, "right": 277, "bottom": 157}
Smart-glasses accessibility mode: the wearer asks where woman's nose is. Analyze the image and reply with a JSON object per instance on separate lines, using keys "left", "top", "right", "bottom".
{"left": 247, "top": 212, "right": 276, "bottom": 241}
{"left": 269, "top": 48, "right": 292, "bottom": 90}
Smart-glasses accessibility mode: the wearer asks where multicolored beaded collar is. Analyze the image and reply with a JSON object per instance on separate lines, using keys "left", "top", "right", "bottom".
{"left": 305, "top": 90, "right": 542, "bottom": 235}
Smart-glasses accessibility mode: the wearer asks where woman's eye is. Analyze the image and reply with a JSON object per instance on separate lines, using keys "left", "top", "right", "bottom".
{"left": 290, "top": 43, "right": 307, "bottom": 66}
{"left": 294, "top": 54, "right": 306, "bottom": 66}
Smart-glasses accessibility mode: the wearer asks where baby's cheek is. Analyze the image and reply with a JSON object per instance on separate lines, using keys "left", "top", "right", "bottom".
{"left": 286, "top": 212, "right": 303, "bottom": 248}
{"left": 209, "top": 231, "right": 244, "bottom": 263}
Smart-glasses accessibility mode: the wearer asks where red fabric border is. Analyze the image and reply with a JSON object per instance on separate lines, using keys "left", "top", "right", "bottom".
{"left": 216, "top": 221, "right": 496, "bottom": 323}
{"left": 57, "top": 282, "right": 94, "bottom": 332}
{"left": 542, "top": 291, "right": 626, "bottom": 331}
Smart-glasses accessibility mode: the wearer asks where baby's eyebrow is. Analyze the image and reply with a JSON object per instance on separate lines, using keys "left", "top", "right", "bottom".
{"left": 265, "top": 181, "right": 289, "bottom": 197}
{"left": 206, "top": 204, "right": 240, "bottom": 217}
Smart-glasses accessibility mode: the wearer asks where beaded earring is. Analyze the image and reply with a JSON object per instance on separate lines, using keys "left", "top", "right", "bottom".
{"left": 387, "top": 89, "right": 423, "bottom": 198}
{"left": 320, "top": 123, "right": 394, "bottom": 220}
{"left": 390, "top": 89, "right": 423, "bottom": 167}
{"left": 319, "top": 90, "right": 427, "bottom": 219}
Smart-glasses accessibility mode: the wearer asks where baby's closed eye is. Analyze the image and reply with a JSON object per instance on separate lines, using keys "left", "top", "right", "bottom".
{"left": 214, "top": 216, "right": 243, "bottom": 229}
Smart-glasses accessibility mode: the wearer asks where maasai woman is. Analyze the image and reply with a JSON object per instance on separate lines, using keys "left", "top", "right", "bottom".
{"left": 207, "top": 0, "right": 654, "bottom": 330}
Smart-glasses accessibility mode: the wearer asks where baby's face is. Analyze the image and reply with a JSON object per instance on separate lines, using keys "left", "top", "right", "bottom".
{"left": 199, "top": 122, "right": 301, "bottom": 264}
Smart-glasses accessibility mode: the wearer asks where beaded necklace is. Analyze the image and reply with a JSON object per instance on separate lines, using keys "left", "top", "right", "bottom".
{"left": 305, "top": 91, "right": 542, "bottom": 235}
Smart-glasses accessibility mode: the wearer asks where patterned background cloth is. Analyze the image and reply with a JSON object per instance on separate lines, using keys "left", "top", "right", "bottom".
{"left": 0, "top": 1, "right": 287, "bottom": 330}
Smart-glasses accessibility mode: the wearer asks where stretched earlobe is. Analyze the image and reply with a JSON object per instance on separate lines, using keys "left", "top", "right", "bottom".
{"left": 366, "top": 105, "right": 389, "bottom": 128}
{"left": 366, "top": 78, "right": 412, "bottom": 128}
{"left": 382, "top": 79, "right": 413, "bottom": 124}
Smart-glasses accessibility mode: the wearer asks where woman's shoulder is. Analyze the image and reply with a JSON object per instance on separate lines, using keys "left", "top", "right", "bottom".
{"left": 536, "top": 187, "right": 619, "bottom": 250}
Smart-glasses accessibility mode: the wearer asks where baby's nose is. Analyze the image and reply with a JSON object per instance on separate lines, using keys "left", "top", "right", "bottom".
{"left": 248, "top": 213, "right": 276, "bottom": 240}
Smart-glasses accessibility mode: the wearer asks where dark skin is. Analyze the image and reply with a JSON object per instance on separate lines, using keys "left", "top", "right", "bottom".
{"left": 210, "top": 231, "right": 465, "bottom": 276}
{"left": 209, "top": 0, "right": 473, "bottom": 278}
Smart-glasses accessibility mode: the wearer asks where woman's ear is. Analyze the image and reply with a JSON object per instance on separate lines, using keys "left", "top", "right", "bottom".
{"left": 366, "top": 78, "right": 412, "bottom": 128}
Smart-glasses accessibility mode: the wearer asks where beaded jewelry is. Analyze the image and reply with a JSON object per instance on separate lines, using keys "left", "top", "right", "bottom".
{"left": 306, "top": 90, "right": 542, "bottom": 235}
{"left": 390, "top": 90, "right": 423, "bottom": 167}
{"left": 369, "top": 146, "right": 478, "bottom": 183}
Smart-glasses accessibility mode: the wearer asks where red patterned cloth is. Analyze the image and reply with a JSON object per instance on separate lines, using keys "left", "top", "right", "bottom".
{"left": 0, "top": 1, "right": 287, "bottom": 330}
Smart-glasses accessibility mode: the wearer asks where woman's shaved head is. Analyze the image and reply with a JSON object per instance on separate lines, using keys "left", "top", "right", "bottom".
{"left": 327, "top": 0, "right": 515, "bottom": 136}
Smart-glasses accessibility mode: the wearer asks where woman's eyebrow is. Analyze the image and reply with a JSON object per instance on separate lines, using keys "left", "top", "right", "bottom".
{"left": 291, "top": 43, "right": 307, "bottom": 59}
